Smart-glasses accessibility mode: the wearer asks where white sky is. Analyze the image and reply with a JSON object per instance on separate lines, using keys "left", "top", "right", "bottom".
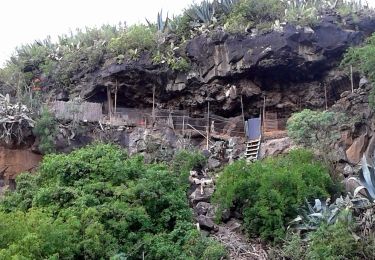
{"left": 0, "top": 0, "right": 195, "bottom": 66}
{"left": 0, "top": 0, "right": 374, "bottom": 66}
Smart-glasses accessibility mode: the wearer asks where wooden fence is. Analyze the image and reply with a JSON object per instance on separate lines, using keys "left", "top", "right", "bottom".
{"left": 263, "top": 112, "right": 287, "bottom": 132}
{"left": 50, "top": 101, "right": 246, "bottom": 138}
{"left": 52, "top": 101, "right": 103, "bottom": 122}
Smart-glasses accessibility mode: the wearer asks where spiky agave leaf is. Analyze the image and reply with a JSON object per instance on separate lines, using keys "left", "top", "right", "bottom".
{"left": 359, "top": 155, "right": 375, "bottom": 201}
{"left": 157, "top": 10, "right": 169, "bottom": 33}
{"left": 146, "top": 9, "right": 168, "bottom": 33}
{"left": 187, "top": 0, "right": 215, "bottom": 24}
{"left": 220, "top": 0, "right": 239, "bottom": 14}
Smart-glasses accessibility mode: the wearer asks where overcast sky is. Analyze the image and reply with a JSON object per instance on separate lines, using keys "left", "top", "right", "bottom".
{"left": 0, "top": 0, "right": 195, "bottom": 66}
{"left": 0, "top": 0, "right": 374, "bottom": 66}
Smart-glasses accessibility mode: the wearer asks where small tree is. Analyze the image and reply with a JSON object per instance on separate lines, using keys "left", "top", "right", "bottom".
{"left": 33, "top": 108, "right": 57, "bottom": 154}
{"left": 287, "top": 109, "right": 346, "bottom": 167}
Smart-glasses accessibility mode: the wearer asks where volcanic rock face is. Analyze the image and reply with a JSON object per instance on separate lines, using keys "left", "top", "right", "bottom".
{"left": 69, "top": 13, "right": 375, "bottom": 121}
{"left": 186, "top": 23, "right": 362, "bottom": 83}
{"left": 331, "top": 80, "right": 374, "bottom": 161}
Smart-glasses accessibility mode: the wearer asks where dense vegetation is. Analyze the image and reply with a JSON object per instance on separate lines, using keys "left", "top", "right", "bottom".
{"left": 0, "top": 144, "right": 226, "bottom": 259}
{"left": 213, "top": 149, "right": 335, "bottom": 242}
{"left": 279, "top": 222, "right": 373, "bottom": 259}
{"left": 287, "top": 109, "right": 347, "bottom": 167}
{"left": 342, "top": 34, "right": 375, "bottom": 107}
{"left": 213, "top": 148, "right": 375, "bottom": 259}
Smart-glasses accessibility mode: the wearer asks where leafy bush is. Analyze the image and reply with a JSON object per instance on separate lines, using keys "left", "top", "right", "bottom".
{"left": 224, "top": 0, "right": 285, "bottom": 33}
{"left": 169, "top": 13, "right": 193, "bottom": 40}
{"left": 0, "top": 209, "right": 80, "bottom": 259}
{"left": 33, "top": 108, "right": 57, "bottom": 154}
{"left": 172, "top": 149, "right": 207, "bottom": 180}
{"left": 109, "top": 24, "right": 157, "bottom": 56}
{"left": 287, "top": 109, "right": 345, "bottom": 152}
{"left": 280, "top": 221, "right": 362, "bottom": 260}
{"left": 284, "top": 5, "right": 320, "bottom": 27}
{"left": 342, "top": 34, "right": 375, "bottom": 108}
{"left": 213, "top": 149, "right": 334, "bottom": 242}
{"left": 0, "top": 144, "right": 225, "bottom": 259}
{"left": 170, "top": 57, "right": 191, "bottom": 72}
{"left": 306, "top": 222, "right": 360, "bottom": 259}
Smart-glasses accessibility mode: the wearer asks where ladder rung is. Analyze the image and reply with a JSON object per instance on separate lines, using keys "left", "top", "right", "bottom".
{"left": 246, "top": 148, "right": 259, "bottom": 152}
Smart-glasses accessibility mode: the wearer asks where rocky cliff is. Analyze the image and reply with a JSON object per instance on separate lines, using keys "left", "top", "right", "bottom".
{"left": 53, "top": 11, "right": 375, "bottom": 121}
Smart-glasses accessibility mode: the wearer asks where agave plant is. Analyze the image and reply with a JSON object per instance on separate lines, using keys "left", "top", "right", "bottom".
{"left": 187, "top": 0, "right": 216, "bottom": 25}
{"left": 289, "top": 195, "right": 371, "bottom": 232}
{"left": 167, "top": 15, "right": 181, "bottom": 33}
{"left": 220, "top": 0, "right": 239, "bottom": 14}
{"left": 348, "top": 155, "right": 375, "bottom": 202}
{"left": 146, "top": 9, "right": 169, "bottom": 33}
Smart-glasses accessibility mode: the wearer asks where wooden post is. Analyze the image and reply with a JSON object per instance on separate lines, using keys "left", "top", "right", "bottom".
{"left": 114, "top": 80, "right": 118, "bottom": 116}
{"left": 107, "top": 86, "right": 112, "bottom": 122}
{"left": 240, "top": 95, "right": 246, "bottom": 136}
{"left": 262, "top": 95, "right": 266, "bottom": 135}
{"left": 206, "top": 101, "right": 210, "bottom": 150}
{"left": 350, "top": 65, "right": 354, "bottom": 93}
{"left": 152, "top": 86, "right": 156, "bottom": 121}
{"left": 182, "top": 115, "right": 185, "bottom": 137}
{"left": 324, "top": 84, "right": 328, "bottom": 110}
{"left": 182, "top": 115, "right": 186, "bottom": 149}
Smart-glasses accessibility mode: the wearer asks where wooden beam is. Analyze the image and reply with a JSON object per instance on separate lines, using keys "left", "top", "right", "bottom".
{"left": 206, "top": 101, "right": 210, "bottom": 150}
{"left": 324, "top": 84, "right": 328, "bottom": 110}
{"left": 114, "top": 80, "right": 118, "bottom": 116}
{"left": 152, "top": 86, "right": 156, "bottom": 121}
{"left": 262, "top": 95, "right": 266, "bottom": 135}
{"left": 350, "top": 65, "right": 354, "bottom": 93}
{"left": 240, "top": 95, "right": 246, "bottom": 136}
{"left": 182, "top": 115, "right": 185, "bottom": 137}
{"left": 107, "top": 86, "right": 112, "bottom": 122}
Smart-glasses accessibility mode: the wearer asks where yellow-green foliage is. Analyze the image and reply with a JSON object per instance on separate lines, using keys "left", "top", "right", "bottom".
{"left": 213, "top": 149, "right": 334, "bottom": 242}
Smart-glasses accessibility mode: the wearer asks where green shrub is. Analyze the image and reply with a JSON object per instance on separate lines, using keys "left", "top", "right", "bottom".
{"left": 306, "top": 222, "right": 360, "bottom": 260}
{"left": 342, "top": 34, "right": 375, "bottom": 108}
{"left": 0, "top": 144, "right": 225, "bottom": 259}
{"left": 171, "top": 13, "right": 193, "bottom": 40}
{"left": 0, "top": 209, "right": 80, "bottom": 259}
{"left": 172, "top": 149, "right": 207, "bottom": 180}
{"left": 284, "top": 6, "right": 320, "bottom": 27}
{"left": 33, "top": 109, "right": 57, "bottom": 154}
{"left": 287, "top": 109, "right": 348, "bottom": 172}
{"left": 287, "top": 109, "right": 345, "bottom": 151}
{"left": 169, "top": 57, "right": 191, "bottom": 72}
{"left": 281, "top": 233, "right": 307, "bottom": 259}
{"left": 281, "top": 222, "right": 363, "bottom": 260}
{"left": 224, "top": 0, "right": 285, "bottom": 33}
{"left": 213, "top": 149, "right": 334, "bottom": 242}
{"left": 109, "top": 24, "right": 157, "bottom": 56}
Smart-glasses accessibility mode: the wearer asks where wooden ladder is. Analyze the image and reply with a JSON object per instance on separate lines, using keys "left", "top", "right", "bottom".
{"left": 245, "top": 138, "right": 261, "bottom": 163}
